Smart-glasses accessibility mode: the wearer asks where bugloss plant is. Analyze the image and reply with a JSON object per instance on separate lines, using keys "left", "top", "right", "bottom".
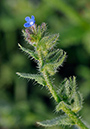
{"left": 17, "top": 15, "right": 89, "bottom": 129}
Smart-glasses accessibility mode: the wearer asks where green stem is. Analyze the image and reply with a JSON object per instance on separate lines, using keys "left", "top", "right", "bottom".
{"left": 37, "top": 48, "right": 88, "bottom": 129}
{"left": 37, "top": 50, "right": 60, "bottom": 103}
{"left": 60, "top": 101, "right": 88, "bottom": 129}
{"left": 37, "top": 49, "right": 60, "bottom": 102}
{"left": 43, "top": 70, "right": 60, "bottom": 103}
{"left": 37, "top": 50, "right": 43, "bottom": 67}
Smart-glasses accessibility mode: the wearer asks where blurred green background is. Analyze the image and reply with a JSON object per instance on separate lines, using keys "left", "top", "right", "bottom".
{"left": 0, "top": 0, "right": 90, "bottom": 129}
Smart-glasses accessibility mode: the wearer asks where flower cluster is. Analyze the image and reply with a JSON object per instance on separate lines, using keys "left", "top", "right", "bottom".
{"left": 23, "top": 16, "right": 47, "bottom": 46}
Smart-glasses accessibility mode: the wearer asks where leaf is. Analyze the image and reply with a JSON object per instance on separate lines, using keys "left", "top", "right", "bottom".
{"left": 41, "top": 51, "right": 66, "bottom": 75}
{"left": 46, "top": 49, "right": 64, "bottom": 63}
{"left": 54, "top": 51, "right": 66, "bottom": 68}
{"left": 18, "top": 44, "right": 38, "bottom": 60}
{"left": 57, "top": 77, "right": 83, "bottom": 113}
{"left": 16, "top": 72, "right": 46, "bottom": 86}
{"left": 37, "top": 114, "right": 74, "bottom": 127}
{"left": 46, "top": 49, "right": 59, "bottom": 59}
{"left": 71, "top": 91, "right": 83, "bottom": 113}
{"left": 37, "top": 34, "right": 59, "bottom": 50}
{"left": 46, "top": 34, "right": 59, "bottom": 48}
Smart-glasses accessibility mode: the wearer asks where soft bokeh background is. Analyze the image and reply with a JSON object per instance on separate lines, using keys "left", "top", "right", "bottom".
{"left": 0, "top": 0, "right": 90, "bottom": 129}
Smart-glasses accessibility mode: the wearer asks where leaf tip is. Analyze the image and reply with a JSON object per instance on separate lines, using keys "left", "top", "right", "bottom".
{"left": 18, "top": 43, "right": 21, "bottom": 48}
{"left": 16, "top": 72, "right": 20, "bottom": 75}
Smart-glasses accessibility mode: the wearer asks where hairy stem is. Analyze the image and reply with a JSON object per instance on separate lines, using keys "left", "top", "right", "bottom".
{"left": 60, "top": 101, "right": 88, "bottom": 129}
{"left": 36, "top": 42, "right": 88, "bottom": 129}
{"left": 43, "top": 70, "right": 60, "bottom": 103}
{"left": 37, "top": 49, "right": 60, "bottom": 103}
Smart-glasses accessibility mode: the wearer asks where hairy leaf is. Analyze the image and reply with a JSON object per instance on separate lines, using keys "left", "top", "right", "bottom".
{"left": 18, "top": 44, "right": 38, "bottom": 60}
{"left": 37, "top": 114, "right": 74, "bottom": 127}
{"left": 37, "top": 34, "right": 59, "bottom": 50}
{"left": 16, "top": 72, "right": 46, "bottom": 86}
{"left": 41, "top": 51, "right": 66, "bottom": 75}
{"left": 57, "top": 77, "right": 83, "bottom": 113}
{"left": 71, "top": 91, "right": 83, "bottom": 113}
{"left": 46, "top": 49, "right": 64, "bottom": 63}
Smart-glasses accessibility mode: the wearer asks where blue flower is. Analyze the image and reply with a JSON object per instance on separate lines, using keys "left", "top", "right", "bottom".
{"left": 24, "top": 15, "right": 35, "bottom": 28}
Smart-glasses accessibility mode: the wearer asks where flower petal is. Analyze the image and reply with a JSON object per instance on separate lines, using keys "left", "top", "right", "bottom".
{"left": 24, "top": 23, "right": 31, "bottom": 28}
{"left": 31, "top": 15, "right": 35, "bottom": 20}
{"left": 25, "top": 16, "right": 30, "bottom": 22}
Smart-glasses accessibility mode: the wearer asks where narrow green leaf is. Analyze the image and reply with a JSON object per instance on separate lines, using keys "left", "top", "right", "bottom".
{"left": 41, "top": 51, "right": 66, "bottom": 75}
{"left": 47, "top": 34, "right": 59, "bottom": 48}
{"left": 46, "top": 49, "right": 59, "bottom": 59}
{"left": 65, "top": 80, "right": 70, "bottom": 97}
{"left": 46, "top": 49, "right": 64, "bottom": 63}
{"left": 37, "top": 34, "right": 59, "bottom": 50}
{"left": 18, "top": 44, "right": 38, "bottom": 60}
{"left": 50, "top": 49, "right": 63, "bottom": 63}
{"left": 16, "top": 72, "right": 46, "bottom": 86}
{"left": 37, "top": 114, "right": 74, "bottom": 127}
{"left": 54, "top": 51, "right": 66, "bottom": 68}
{"left": 57, "top": 78, "right": 67, "bottom": 94}
{"left": 57, "top": 77, "right": 83, "bottom": 113}
{"left": 71, "top": 91, "right": 83, "bottom": 113}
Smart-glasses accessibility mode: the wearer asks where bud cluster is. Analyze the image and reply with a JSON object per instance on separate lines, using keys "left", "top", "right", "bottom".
{"left": 22, "top": 23, "right": 47, "bottom": 46}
